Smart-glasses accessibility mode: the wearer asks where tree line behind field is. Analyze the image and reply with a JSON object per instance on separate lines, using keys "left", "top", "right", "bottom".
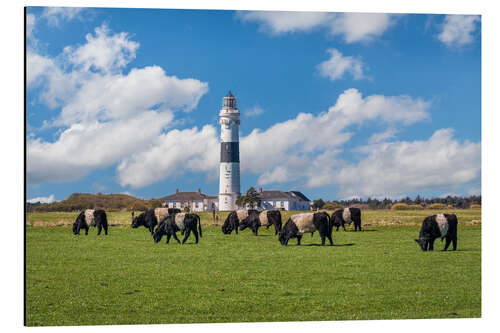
{"left": 312, "top": 195, "right": 481, "bottom": 210}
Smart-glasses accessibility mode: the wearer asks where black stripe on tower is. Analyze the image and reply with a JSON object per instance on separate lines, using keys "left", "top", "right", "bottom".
{"left": 220, "top": 142, "right": 239, "bottom": 163}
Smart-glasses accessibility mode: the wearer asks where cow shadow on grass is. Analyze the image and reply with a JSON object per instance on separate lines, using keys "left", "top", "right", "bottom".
{"left": 303, "top": 243, "right": 355, "bottom": 247}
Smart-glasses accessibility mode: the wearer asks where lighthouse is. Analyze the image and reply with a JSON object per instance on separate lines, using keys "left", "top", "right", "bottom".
{"left": 219, "top": 91, "right": 241, "bottom": 211}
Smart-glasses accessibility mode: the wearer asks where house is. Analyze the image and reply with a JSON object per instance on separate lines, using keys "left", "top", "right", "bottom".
{"left": 160, "top": 189, "right": 219, "bottom": 212}
{"left": 254, "top": 188, "right": 311, "bottom": 211}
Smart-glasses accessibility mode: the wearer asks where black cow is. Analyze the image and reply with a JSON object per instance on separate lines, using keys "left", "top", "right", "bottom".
{"left": 415, "top": 213, "right": 458, "bottom": 251}
{"left": 153, "top": 213, "right": 202, "bottom": 244}
{"left": 72, "top": 209, "right": 108, "bottom": 235}
{"left": 221, "top": 210, "right": 258, "bottom": 234}
{"left": 239, "top": 210, "right": 282, "bottom": 235}
{"left": 131, "top": 209, "right": 158, "bottom": 235}
{"left": 331, "top": 208, "right": 362, "bottom": 232}
{"left": 278, "top": 212, "right": 332, "bottom": 246}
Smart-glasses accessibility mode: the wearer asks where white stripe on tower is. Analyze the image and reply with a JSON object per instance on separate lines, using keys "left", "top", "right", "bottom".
{"left": 219, "top": 91, "right": 241, "bottom": 211}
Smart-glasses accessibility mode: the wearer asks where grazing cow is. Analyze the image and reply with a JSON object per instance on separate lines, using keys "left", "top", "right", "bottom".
{"left": 278, "top": 212, "right": 332, "bottom": 246}
{"left": 153, "top": 213, "right": 202, "bottom": 244}
{"left": 415, "top": 213, "right": 458, "bottom": 251}
{"left": 72, "top": 209, "right": 108, "bottom": 235}
{"left": 331, "top": 208, "right": 362, "bottom": 232}
{"left": 239, "top": 210, "right": 282, "bottom": 235}
{"left": 131, "top": 209, "right": 158, "bottom": 235}
{"left": 221, "top": 210, "right": 258, "bottom": 234}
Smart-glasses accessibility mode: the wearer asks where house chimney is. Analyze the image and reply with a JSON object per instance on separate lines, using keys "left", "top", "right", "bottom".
{"left": 197, "top": 188, "right": 201, "bottom": 194}
{"left": 259, "top": 187, "right": 263, "bottom": 193}
{"left": 176, "top": 189, "right": 179, "bottom": 194}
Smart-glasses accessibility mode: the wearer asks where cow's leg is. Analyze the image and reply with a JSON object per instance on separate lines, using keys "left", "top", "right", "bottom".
{"left": 429, "top": 238, "right": 435, "bottom": 251}
{"left": 97, "top": 223, "right": 102, "bottom": 235}
{"left": 336, "top": 225, "right": 339, "bottom": 232}
{"left": 192, "top": 227, "right": 199, "bottom": 244}
{"left": 166, "top": 234, "right": 172, "bottom": 244}
{"left": 172, "top": 232, "right": 181, "bottom": 244}
{"left": 104, "top": 224, "right": 108, "bottom": 235}
{"left": 75, "top": 224, "right": 81, "bottom": 235}
{"left": 297, "top": 235, "right": 302, "bottom": 246}
{"left": 444, "top": 237, "right": 452, "bottom": 251}
{"left": 342, "top": 223, "right": 346, "bottom": 232}
{"left": 182, "top": 229, "right": 191, "bottom": 244}
{"left": 253, "top": 226, "right": 258, "bottom": 236}
{"left": 320, "top": 233, "right": 326, "bottom": 245}
{"left": 235, "top": 222, "right": 239, "bottom": 235}
{"left": 452, "top": 236, "right": 457, "bottom": 251}
{"left": 327, "top": 233, "right": 333, "bottom": 246}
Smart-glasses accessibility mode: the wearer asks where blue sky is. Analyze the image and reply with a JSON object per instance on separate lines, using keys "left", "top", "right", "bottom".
{"left": 26, "top": 7, "right": 481, "bottom": 203}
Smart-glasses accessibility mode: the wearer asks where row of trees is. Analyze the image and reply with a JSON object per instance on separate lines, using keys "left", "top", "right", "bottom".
{"left": 311, "top": 195, "right": 481, "bottom": 210}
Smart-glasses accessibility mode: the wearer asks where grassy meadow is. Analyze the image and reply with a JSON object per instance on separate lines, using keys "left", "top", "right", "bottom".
{"left": 25, "top": 209, "right": 481, "bottom": 326}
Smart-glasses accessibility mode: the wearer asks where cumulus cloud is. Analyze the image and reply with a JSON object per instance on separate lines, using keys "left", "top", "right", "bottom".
{"left": 117, "top": 125, "right": 219, "bottom": 188}
{"left": 317, "top": 48, "right": 366, "bottom": 81}
{"left": 28, "top": 111, "right": 174, "bottom": 183}
{"left": 330, "top": 13, "right": 397, "bottom": 43}
{"left": 332, "top": 129, "right": 481, "bottom": 198}
{"left": 27, "top": 24, "right": 209, "bottom": 185}
{"left": 438, "top": 15, "right": 480, "bottom": 47}
{"left": 236, "top": 11, "right": 397, "bottom": 43}
{"left": 27, "top": 194, "right": 56, "bottom": 204}
{"left": 63, "top": 25, "right": 139, "bottom": 73}
{"left": 240, "top": 88, "right": 430, "bottom": 186}
{"left": 41, "top": 7, "right": 85, "bottom": 26}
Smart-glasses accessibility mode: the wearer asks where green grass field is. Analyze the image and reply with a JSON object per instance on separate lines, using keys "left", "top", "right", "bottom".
{"left": 25, "top": 210, "right": 481, "bottom": 326}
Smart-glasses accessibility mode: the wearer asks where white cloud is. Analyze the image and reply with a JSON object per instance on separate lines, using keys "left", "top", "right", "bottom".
{"left": 27, "top": 25, "right": 209, "bottom": 185}
{"left": 239, "top": 88, "right": 430, "bottom": 186}
{"left": 332, "top": 129, "right": 481, "bottom": 198}
{"left": 27, "top": 194, "right": 56, "bottom": 204}
{"left": 41, "top": 7, "right": 85, "bottom": 26}
{"left": 117, "top": 125, "right": 219, "bottom": 188}
{"left": 330, "top": 13, "right": 397, "bottom": 43}
{"left": 236, "top": 11, "right": 332, "bottom": 35}
{"left": 237, "top": 11, "right": 397, "bottom": 43}
{"left": 438, "top": 15, "right": 480, "bottom": 47}
{"left": 317, "top": 48, "right": 366, "bottom": 81}
{"left": 246, "top": 105, "right": 265, "bottom": 117}
{"left": 63, "top": 25, "right": 139, "bottom": 73}
{"left": 368, "top": 128, "right": 398, "bottom": 143}
{"left": 27, "top": 111, "right": 174, "bottom": 184}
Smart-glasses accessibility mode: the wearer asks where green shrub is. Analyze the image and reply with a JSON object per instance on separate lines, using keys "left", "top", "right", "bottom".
{"left": 391, "top": 203, "right": 409, "bottom": 210}
{"left": 323, "top": 202, "right": 343, "bottom": 210}
{"left": 428, "top": 203, "right": 448, "bottom": 210}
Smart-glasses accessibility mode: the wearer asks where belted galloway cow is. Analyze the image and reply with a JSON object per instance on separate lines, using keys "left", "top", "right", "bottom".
{"left": 221, "top": 210, "right": 258, "bottom": 234}
{"left": 239, "top": 210, "right": 282, "bottom": 235}
{"left": 278, "top": 212, "right": 332, "bottom": 246}
{"left": 331, "top": 207, "right": 362, "bottom": 231}
{"left": 415, "top": 213, "right": 458, "bottom": 251}
{"left": 73, "top": 209, "right": 108, "bottom": 235}
{"left": 153, "top": 213, "right": 202, "bottom": 244}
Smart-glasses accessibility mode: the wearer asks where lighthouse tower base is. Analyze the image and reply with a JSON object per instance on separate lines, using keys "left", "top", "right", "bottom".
{"left": 219, "top": 193, "right": 240, "bottom": 211}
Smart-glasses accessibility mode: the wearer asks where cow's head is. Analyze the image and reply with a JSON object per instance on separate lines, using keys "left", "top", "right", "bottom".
{"left": 221, "top": 215, "right": 235, "bottom": 234}
{"left": 239, "top": 217, "right": 251, "bottom": 231}
{"left": 414, "top": 238, "right": 428, "bottom": 251}
{"left": 153, "top": 222, "right": 166, "bottom": 243}
{"left": 131, "top": 212, "right": 143, "bottom": 228}
{"left": 278, "top": 230, "right": 289, "bottom": 246}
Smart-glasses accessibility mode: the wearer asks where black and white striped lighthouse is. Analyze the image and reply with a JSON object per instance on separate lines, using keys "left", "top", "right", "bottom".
{"left": 218, "top": 91, "right": 241, "bottom": 211}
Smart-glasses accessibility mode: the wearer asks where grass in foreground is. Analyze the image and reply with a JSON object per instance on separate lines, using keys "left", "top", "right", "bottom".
{"left": 26, "top": 223, "right": 481, "bottom": 326}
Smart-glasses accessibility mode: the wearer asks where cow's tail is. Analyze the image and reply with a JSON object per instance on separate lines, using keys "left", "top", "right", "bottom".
{"left": 197, "top": 215, "right": 203, "bottom": 238}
